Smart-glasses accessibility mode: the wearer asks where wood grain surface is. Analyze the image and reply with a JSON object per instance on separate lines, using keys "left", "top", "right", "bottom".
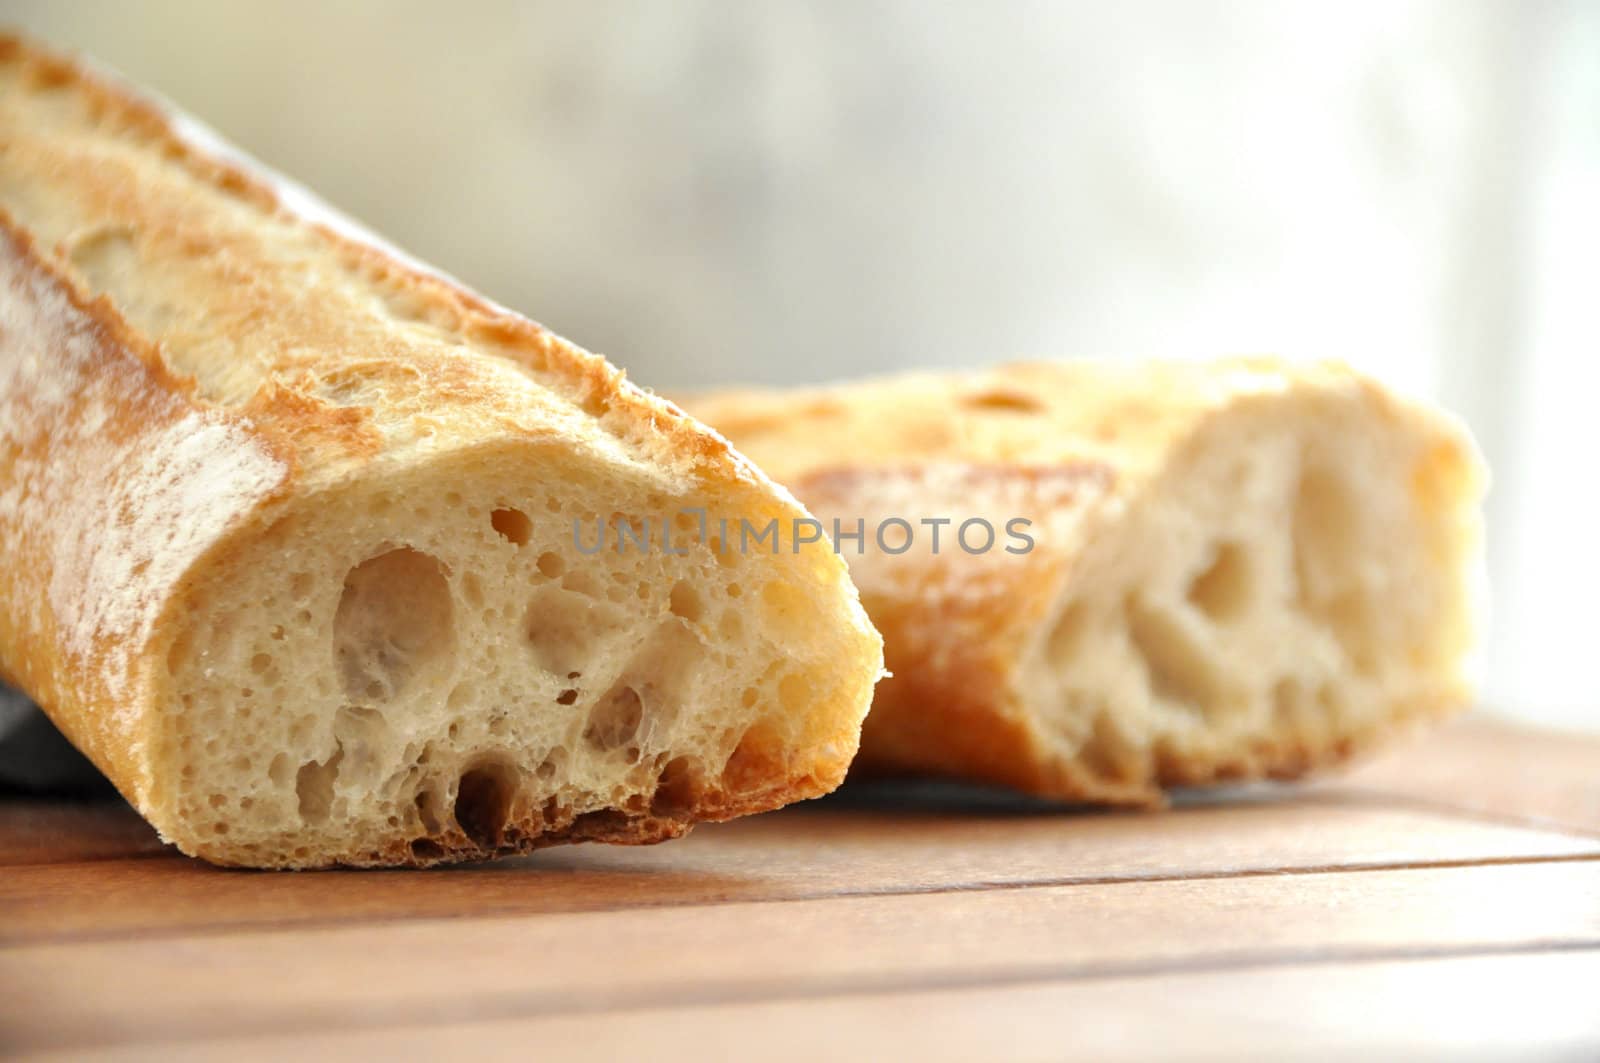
{"left": 1, "top": 715, "right": 1596, "bottom": 1060}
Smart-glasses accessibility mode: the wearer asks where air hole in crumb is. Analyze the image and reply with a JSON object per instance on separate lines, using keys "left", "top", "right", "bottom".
{"left": 723, "top": 723, "right": 783, "bottom": 793}
{"left": 1292, "top": 465, "right": 1381, "bottom": 671}
{"left": 584, "top": 683, "right": 644, "bottom": 751}
{"left": 1127, "top": 595, "right": 1227, "bottom": 718}
{"left": 1322, "top": 591, "right": 1381, "bottom": 673}
{"left": 455, "top": 761, "right": 519, "bottom": 848}
{"left": 1079, "top": 710, "right": 1142, "bottom": 784}
{"left": 1293, "top": 467, "right": 1360, "bottom": 597}
{"left": 415, "top": 788, "right": 444, "bottom": 834}
{"left": 556, "top": 689, "right": 579, "bottom": 705}
{"left": 778, "top": 673, "right": 809, "bottom": 713}
{"left": 491, "top": 508, "right": 532, "bottom": 546}
{"left": 652, "top": 756, "right": 699, "bottom": 816}
{"left": 568, "top": 809, "right": 627, "bottom": 836}
{"left": 295, "top": 747, "right": 343, "bottom": 823}
{"left": 1187, "top": 542, "right": 1253, "bottom": 622}
{"left": 66, "top": 225, "right": 137, "bottom": 288}
{"left": 334, "top": 548, "right": 455, "bottom": 703}
{"left": 669, "top": 581, "right": 703, "bottom": 623}
{"left": 411, "top": 838, "right": 444, "bottom": 860}
{"left": 525, "top": 586, "right": 624, "bottom": 675}
{"left": 536, "top": 552, "right": 564, "bottom": 579}
{"left": 250, "top": 653, "right": 273, "bottom": 676}
{"left": 561, "top": 569, "right": 603, "bottom": 598}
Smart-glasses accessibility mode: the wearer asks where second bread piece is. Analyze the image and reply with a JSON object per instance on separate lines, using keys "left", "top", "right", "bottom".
{"left": 685, "top": 360, "right": 1485, "bottom": 805}
{"left": 0, "top": 37, "right": 882, "bottom": 867}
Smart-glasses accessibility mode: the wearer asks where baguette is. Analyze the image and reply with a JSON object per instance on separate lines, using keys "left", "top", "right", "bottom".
{"left": 684, "top": 360, "right": 1485, "bottom": 804}
{"left": 0, "top": 36, "right": 882, "bottom": 867}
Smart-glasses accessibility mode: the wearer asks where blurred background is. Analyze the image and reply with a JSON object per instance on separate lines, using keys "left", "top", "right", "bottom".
{"left": 2, "top": 1, "right": 1595, "bottom": 731}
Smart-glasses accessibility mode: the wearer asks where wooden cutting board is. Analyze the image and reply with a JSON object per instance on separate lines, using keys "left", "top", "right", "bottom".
{"left": 2, "top": 715, "right": 1597, "bottom": 1060}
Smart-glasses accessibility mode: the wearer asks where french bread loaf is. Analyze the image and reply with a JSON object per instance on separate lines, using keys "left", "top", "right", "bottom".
{"left": 685, "top": 360, "right": 1485, "bottom": 805}
{"left": 0, "top": 35, "right": 882, "bottom": 866}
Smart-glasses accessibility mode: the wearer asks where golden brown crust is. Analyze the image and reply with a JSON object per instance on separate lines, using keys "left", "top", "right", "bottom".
{"left": 0, "top": 33, "right": 751, "bottom": 486}
{"left": 685, "top": 360, "right": 1485, "bottom": 805}
{"left": 0, "top": 33, "right": 880, "bottom": 865}
{"left": 787, "top": 463, "right": 1122, "bottom": 797}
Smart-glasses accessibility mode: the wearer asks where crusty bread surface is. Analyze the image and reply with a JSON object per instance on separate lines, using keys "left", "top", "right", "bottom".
{"left": 0, "top": 35, "right": 882, "bottom": 867}
{"left": 685, "top": 360, "right": 1486, "bottom": 805}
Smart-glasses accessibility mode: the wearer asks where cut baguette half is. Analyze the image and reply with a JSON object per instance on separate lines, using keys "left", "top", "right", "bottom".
{"left": 684, "top": 360, "right": 1485, "bottom": 805}
{"left": 0, "top": 36, "right": 881, "bottom": 867}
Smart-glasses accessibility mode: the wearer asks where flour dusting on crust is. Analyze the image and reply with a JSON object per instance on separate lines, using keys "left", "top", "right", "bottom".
{"left": 1, "top": 227, "right": 285, "bottom": 720}
{"left": 67, "top": 411, "right": 284, "bottom": 676}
